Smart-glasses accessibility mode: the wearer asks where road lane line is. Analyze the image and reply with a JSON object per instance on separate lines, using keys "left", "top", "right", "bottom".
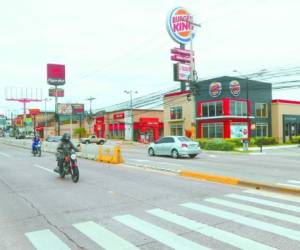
{"left": 206, "top": 197, "right": 300, "bottom": 225}
{"left": 73, "top": 221, "right": 138, "bottom": 250}
{"left": 114, "top": 214, "right": 208, "bottom": 250}
{"left": 33, "top": 164, "right": 55, "bottom": 174}
{"left": 25, "top": 229, "right": 70, "bottom": 250}
{"left": 243, "top": 189, "right": 300, "bottom": 203}
{"left": 277, "top": 183, "right": 300, "bottom": 189}
{"left": 225, "top": 193, "right": 300, "bottom": 213}
{"left": 0, "top": 152, "right": 10, "bottom": 157}
{"left": 182, "top": 202, "right": 300, "bottom": 242}
{"left": 147, "top": 208, "right": 275, "bottom": 250}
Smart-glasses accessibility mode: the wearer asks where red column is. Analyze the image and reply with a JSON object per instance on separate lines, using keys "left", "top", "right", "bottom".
{"left": 224, "top": 120, "right": 230, "bottom": 138}
{"left": 197, "top": 121, "right": 202, "bottom": 138}
{"left": 223, "top": 98, "right": 230, "bottom": 116}
{"left": 197, "top": 101, "right": 202, "bottom": 117}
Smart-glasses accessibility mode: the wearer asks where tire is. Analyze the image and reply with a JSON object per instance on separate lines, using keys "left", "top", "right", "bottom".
{"left": 148, "top": 148, "right": 155, "bottom": 156}
{"left": 72, "top": 167, "right": 79, "bottom": 183}
{"left": 86, "top": 140, "right": 91, "bottom": 144}
{"left": 171, "top": 149, "right": 179, "bottom": 159}
{"left": 189, "top": 154, "right": 197, "bottom": 159}
{"left": 98, "top": 140, "right": 105, "bottom": 145}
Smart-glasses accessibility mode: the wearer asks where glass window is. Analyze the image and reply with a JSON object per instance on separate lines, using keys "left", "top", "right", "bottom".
{"left": 178, "top": 136, "right": 192, "bottom": 142}
{"left": 230, "top": 100, "right": 247, "bottom": 116}
{"left": 202, "top": 103, "right": 208, "bottom": 117}
{"left": 170, "top": 107, "right": 182, "bottom": 120}
{"left": 164, "top": 137, "right": 175, "bottom": 143}
{"left": 256, "top": 123, "right": 268, "bottom": 137}
{"left": 209, "top": 103, "right": 215, "bottom": 117}
{"left": 255, "top": 103, "right": 268, "bottom": 118}
{"left": 216, "top": 102, "right": 223, "bottom": 116}
{"left": 202, "top": 102, "right": 223, "bottom": 117}
{"left": 202, "top": 123, "right": 224, "bottom": 138}
{"left": 170, "top": 125, "right": 183, "bottom": 136}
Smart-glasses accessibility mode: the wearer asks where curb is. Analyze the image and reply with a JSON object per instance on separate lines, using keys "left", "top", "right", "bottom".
{"left": 180, "top": 170, "right": 300, "bottom": 196}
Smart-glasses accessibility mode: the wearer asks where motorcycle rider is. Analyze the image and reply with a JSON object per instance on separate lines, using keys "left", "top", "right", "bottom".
{"left": 32, "top": 134, "right": 41, "bottom": 153}
{"left": 54, "top": 133, "right": 80, "bottom": 173}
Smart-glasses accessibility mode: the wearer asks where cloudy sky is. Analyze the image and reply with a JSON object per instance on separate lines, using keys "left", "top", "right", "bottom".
{"left": 0, "top": 0, "right": 300, "bottom": 116}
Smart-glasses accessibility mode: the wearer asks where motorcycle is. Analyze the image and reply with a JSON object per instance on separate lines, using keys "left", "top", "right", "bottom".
{"left": 58, "top": 149, "right": 80, "bottom": 183}
{"left": 32, "top": 142, "right": 42, "bottom": 157}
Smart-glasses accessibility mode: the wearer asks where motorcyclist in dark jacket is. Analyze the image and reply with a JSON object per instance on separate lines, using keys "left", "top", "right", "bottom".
{"left": 54, "top": 133, "right": 79, "bottom": 173}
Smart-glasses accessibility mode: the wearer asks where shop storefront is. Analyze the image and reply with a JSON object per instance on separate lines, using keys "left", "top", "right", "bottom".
{"left": 195, "top": 76, "right": 272, "bottom": 139}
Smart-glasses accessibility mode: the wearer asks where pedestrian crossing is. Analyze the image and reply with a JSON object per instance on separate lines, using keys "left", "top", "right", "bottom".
{"left": 277, "top": 179, "right": 300, "bottom": 189}
{"left": 25, "top": 189, "right": 300, "bottom": 250}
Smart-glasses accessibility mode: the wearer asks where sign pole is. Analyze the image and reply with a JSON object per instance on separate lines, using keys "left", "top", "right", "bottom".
{"left": 55, "top": 85, "right": 59, "bottom": 135}
{"left": 179, "top": 44, "right": 186, "bottom": 90}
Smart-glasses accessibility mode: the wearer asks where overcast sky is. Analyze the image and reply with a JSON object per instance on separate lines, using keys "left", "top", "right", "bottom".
{"left": 1, "top": 0, "right": 300, "bottom": 116}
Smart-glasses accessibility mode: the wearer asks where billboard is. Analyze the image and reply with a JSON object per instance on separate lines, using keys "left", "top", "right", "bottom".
{"left": 29, "top": 109, "right": 41, "bottom": 116}
{"left": 174, "top": 63, "right": 191, "bottom": 82}
{"left": 49, "top": 88, "right": 64, "bottom": 97}
{"left": 47, "top": 64, "right": 65, "bottom": 85}
{"left": 57, "top": 103, "right": 84, "bottom": 115}
{"left": 72, "top": 104, "right": 84, "bottom": 114}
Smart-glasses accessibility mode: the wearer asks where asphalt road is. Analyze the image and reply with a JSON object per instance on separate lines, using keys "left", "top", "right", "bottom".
{"left": 1, "top": 143, "right": 300, "bottom": 249}
{"left": 122, "top": 145, "right": 300, "bottom": 186}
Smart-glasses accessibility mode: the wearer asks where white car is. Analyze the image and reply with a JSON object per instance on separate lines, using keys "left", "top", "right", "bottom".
{"left": 148, "top": 136, "right": 201, "bottom": 158}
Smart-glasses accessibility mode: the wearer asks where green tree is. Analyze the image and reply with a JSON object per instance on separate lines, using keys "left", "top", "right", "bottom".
{"left": 73, "top": 127, "right": 87, "bottom": 139}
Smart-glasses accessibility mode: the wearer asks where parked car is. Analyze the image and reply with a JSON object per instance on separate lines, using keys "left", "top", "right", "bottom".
{"left": 79, "top": 135, "right": 106, "bottom": 145}
{"left": 46, "top": 136, "right": 62, "bottom": 142}
{"left": 148, "top": 136, "right": 201, "bottom": 158}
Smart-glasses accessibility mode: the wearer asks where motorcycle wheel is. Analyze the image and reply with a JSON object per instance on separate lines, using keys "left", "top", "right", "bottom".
{"left": 71, "top": 167, "right": 79, "bottom": 183}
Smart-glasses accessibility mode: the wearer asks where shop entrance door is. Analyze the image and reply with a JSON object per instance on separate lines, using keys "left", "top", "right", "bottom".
{"left": 285, "top": 122, "right": 297, "bottom": 141}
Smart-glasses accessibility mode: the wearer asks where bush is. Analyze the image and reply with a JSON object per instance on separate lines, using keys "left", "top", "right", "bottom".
{"left": 194, "top": 138, "right": 235, "bottom": 151}
{"left": 73, "top": 127, "right": 87, "bottom": 138}
{"left": 225, "top": 138, "right": 243, "bottom": 147}
{"left": 253, "top": 137, "right": 278, "bottom": 146}
{"left": 290, "top": 136, "right": 300, "bottom": 144}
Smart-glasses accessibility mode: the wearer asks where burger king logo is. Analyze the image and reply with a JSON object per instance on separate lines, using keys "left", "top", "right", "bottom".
{"left": 209, "top": 82, "right": 222, "bottom": 97}
{"left": 230, "top": 80, "right": 241, "bottom": 96}
{"left": 167, "top": 7, "right": 195, "bottom": 44}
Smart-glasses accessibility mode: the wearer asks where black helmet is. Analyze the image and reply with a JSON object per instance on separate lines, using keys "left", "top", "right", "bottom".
{"left": 62, "top": 133, "right": 71, "bottom": 142}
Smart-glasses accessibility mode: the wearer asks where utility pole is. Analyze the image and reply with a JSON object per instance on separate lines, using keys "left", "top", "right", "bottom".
{"left": 86, "top": 97, "right": 96, "bottom": 134}
{"left": 43, "top": 98, "right": 51, "bottom": 127}
{"left": 124, "top": 90, "right": 137, "bottom": 141}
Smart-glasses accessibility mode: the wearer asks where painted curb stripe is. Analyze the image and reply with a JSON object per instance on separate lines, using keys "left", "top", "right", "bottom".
{"left": 206, "top": 197, "right": 300, "bottom": 225}
{"left": 243, "top": 189, "right": 300, "bottom": 203}
{"left": 147, "top": 208, "right": 275, "bottom": 250}
{"left": 114, "top": 214, "right": 208, "bottom": 250}
{"left": 73, "top": 221, "right": 138, "bottom": 250}
{"left": 182, "top": 202, "right": 300, "bottom": 242}
{"left": 25, "top": 229, "right": 70, "bottom": 250}
{"left": 225, "top": 193, "right": 300, "bottom": 213}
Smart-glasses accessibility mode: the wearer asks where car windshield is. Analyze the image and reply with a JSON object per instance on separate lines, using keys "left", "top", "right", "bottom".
{"left": 177, "top": 136, "right": 192, "bottom": 142}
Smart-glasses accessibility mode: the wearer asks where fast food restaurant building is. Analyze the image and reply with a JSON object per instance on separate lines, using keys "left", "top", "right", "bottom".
{"left": 163, "top": 76, "right": 300, "bottom": 142}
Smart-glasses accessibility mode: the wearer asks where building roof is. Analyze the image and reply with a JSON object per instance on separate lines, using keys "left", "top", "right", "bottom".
{"left": 196, "top": 76, "right": 272, "bottom": 86}
{"left": 272, "top": 99, "right": 300, "bottom": 105}
{"left": 164, "top": 90, "right": 191, "bottom": 98}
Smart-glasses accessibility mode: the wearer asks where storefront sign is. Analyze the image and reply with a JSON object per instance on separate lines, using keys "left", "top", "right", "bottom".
{"left": 29, "top": 109, "right": 40, "bottom": 116}
{"left": 209, "top": 82, "right": 222, "bottom": 97}
{"left": 230, "top": 80, "right": 241, "bottom": 96}
{"left": 171, "top": 48, "right": 194, "bottom": 56}
{"left": 171, "top": 54, "right": 193, "bottom": 63}
{"left": 49, "top": 88, "right": 64, "bottom": 97}
{"left": 176, "top": 63, "right": 191, "bottom": 82}
{"left": 167, "top": 7, "right": 194, "bottom": 44}
{"left": 47, "top": 64, "right": 65, "bottom": 85}
{"left": 113, "top": 113, "right": 125, "bottom": 120}
{"left": 230, "top": 124, "right": 248, "bottom": 139}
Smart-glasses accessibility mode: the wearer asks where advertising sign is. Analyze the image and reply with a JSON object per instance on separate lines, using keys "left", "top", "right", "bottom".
{"left": 167, "top": 7, "right": 194, "bottom": 44}
{"left": 177, "top": 63, "right": 191, "bottom": 81}
{"left": 72, "top": 104, "right": 84, "bottom": 114}
{"left": 24, "top": 118, "right": 33, "bottom": 126}
{"left": 47, "top": 64, "right": 65, "bottom": 85}
{"left": 209, "top": 82, "right": 222, "bottom": 97}
{"left": 49, "top": 88, "right": 64, "bottom": 97}
{"left": 171, "top": 48, "right": 194, "bottom": 56}
{"left": 57, "top": 103, "right": 72, "bottom": 115}
{"left": 113, "top": 112, "right": 125, "bottom": 120}
{"left": 230, "top": 124, "right": 248, "bottom": 139}
{"left": 230, "top": 80, "right": 241, "bottom": 96}
{"left": 171, "top": 54, "right": 193, "bottom": 63}
{"left": 29, "top": 109, "right": 40, "bottom": 116}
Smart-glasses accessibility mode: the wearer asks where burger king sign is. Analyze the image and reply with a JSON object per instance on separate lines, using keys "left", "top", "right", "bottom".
{"left": 230, "top": 80, "right": 241, "bottom": 96}
{"left": 167, "top": 7, "right": 195, "bottom": 44}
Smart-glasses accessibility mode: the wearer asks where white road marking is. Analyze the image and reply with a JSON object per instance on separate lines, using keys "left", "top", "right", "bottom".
{"left": 277, "top": 183, "right": 300, "bottom": 189}
{"left": 225, "top": 193, "right": 300, "bottom": 213}
{"left": 0, "top": 152, "right": 10, "bottom": 157}
{"left": 73, "top": 221, "right": 138, "bottom": 250}
{"left": 114, "top": 214, "right": 208, "bottom": 250}
{"left": 206, "top": 197, "right": 300, "bottom": 225}
{"left": 33, "top": 164, "right": 55, "bottom": 174}
{"left": 243, "top": 189, "right": 300, "bottom": 203}
{"left": 209, "top": 155, "right": 217, "bottom": 158}
{"left": 25, "top": 229, "right": 70, "bottom": 250}
{"left": 182, "top": 202, "right": 300, "bottom": 242}
{"left": 147, "top": 208, "right": 275, "bottom": 250}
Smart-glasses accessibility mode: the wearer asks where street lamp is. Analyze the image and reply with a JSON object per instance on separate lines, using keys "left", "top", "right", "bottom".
{"left": 124, "top": 90, "right": 138, "bottom": 141}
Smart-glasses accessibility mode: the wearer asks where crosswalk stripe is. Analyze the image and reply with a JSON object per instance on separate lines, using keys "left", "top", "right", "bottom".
{"left": 225, "top": 193, "right": 300, "bottom": 213}
{"left": 147, "top": 208, "right": 275, "bottom": 250}
{"left": 73, "top": 221, "right": 138, "bottom": 250}
{"left": 25, "top": 229, "right": 70, "bottom": 250}
{"left": 288, "top": 180, "right": 300, "bottom": 184}
{"left": 205, "top": 197, "right": 300, "bottom": 225}
{"left": 243, "top": 189, "right": 300, "bottom": 203}
{"left": 277, "top": 183, "right": 300, "bottom": 188}
{"left": 114, "top": 214, "right": 209, "bottom": 250}
{"left": 182, "top": 202, "right": 300, "bottom": 242}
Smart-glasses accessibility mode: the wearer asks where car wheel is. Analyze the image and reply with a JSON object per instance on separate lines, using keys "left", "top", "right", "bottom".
{"left": 189, "top": 154, "right": 197, "bottom": 159}
{"left": 86, "top": 140, "right": 90, "bottom": 144}
{"left": 148, "top": 148, "right": 155, "bottom": 156}
{"left": 171, "top": 149, "right": 179, "bottom": 159}
{"left": 99, "top": 140, "right": 105, "bottom": 145}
